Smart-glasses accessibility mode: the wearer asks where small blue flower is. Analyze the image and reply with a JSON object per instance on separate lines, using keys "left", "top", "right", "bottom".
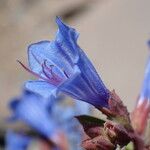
{"left": 131, "top": 45, "right": 150, "bottom": 134}
{"left": 8, "top": 90, "right": 91, "bottom": 150}
{"left": 8, "top": 91, "right": 57, "bottom": 138}
{"left": 23, "top": 17, "right": 109, "bottom": 108}
{"left": 5, "top": 130, "right": 31, "bottom": 150}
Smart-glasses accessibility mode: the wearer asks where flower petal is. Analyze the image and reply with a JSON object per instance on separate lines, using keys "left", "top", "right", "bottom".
{"left": 61, "top": 73, "right": 108, "bottom": 108}
{"left": 15, "top": 97, "right": 56, "bottom": 138}
{"left": 6, "top": 130, "right": 31, "bottom": 150}
{"left": 55, "top": 17, "right": 79, "bottom": 62}
{"left": 140, "top": 58, "right": 150, "bottom": 99}
{"left": 28, "top": 40, "right": 75, "bottom": 76}
{"left": 25, "top": 80, "right": 56, "bottom": 99}
{"left": 74, "top": 100, "right": 91, "bottom": 115}
{"left": 9, "top": 99, "right": 20, "bottom": 111}
{"left": 78, "top": 49, "right": 109, "bottom": 101}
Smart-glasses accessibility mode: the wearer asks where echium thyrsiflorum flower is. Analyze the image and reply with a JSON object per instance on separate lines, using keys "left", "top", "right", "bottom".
{"left": 131, "top": 44, "right": 150, "bottom": 135}
{"left": 8, "top": 90, "right": 57, "bottom": 138}
{"left": 19, "top": 17, "right": 110, "bottom": 108}
{"left": 8, "top": 90, "right": 66, "bottom": 149}
{"left": 17, "top": 17, "right": 135, "bottom": 149}
{"left": 23, "top": 17, "right": 132, "bottom": 124}
{"left": 18, "top": 17, "right": 150, "bottom": 149}
{"left": 7, "top": 90, "right": 91, "bottom": 150}
{"left": 5, "top": 130, "right": 32, "bottom": 150}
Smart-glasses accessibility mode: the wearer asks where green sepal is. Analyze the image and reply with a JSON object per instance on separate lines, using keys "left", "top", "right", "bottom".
{"left": 75, "top": 115, "right": 105, "bottom": 128}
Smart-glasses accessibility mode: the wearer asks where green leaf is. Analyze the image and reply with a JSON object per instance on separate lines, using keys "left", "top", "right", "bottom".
{"left": 76, "top": 115, "right": 106, "bottom": 138}
{"left": 75, "top": 115, "right": 105, "bottom": 128}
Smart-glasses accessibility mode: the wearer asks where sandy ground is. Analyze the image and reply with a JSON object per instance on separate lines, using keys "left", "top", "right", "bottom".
{"left": 0, "top": 0, "right": 150, "bottom": 131}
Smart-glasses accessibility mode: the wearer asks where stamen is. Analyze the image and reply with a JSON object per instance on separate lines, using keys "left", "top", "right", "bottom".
{"left": 43, "top": 60, "right": 64, "bottom": 82}
{"left": 17, "top": 60, "right": 52, "bottom": 83}
{"left": 42, "top": 60, "right": 64, "bottom": 85}
{"left": 43, "top": 60, "right": 54, "bottom": 74}
{"left": 41, "top": 63, "right": 52, "bottom": 80}
{"left": 18, "top": 59, "right": 66, "bottom": 86}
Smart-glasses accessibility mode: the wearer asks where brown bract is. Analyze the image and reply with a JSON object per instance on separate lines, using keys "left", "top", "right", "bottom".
{"left": 78, "top": 90, "right": 150, "bottom": 150}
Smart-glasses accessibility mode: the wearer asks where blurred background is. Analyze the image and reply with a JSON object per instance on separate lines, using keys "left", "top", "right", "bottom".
{"left": 0, "top": 0, "right": 150, "bottom": 149}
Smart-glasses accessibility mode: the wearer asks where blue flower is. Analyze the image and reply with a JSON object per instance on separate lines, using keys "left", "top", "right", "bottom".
{"left": 8, "top": 91, "right": 57, "bottom": 138}
{"left": 131, "top": 46, "right": 150, "bottom": 134}
{"left": 5, "top": 130, "right": 31, "bottom": 150}
{"left": 8, "top": 90, "right": 91, "bottom": 149}
{"left": 138, "top": 41, "right": 150, "bottom": 105}
{"left": 22, "top": 17, "right": 109, "bottom": 108}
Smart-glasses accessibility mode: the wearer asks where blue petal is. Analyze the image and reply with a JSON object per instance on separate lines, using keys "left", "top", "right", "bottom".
{"left": 55, "top": 17, "right": 79, "bottom": 63}
{"left": 25, "top": 80, "right": 56, "bottom": 99}
{"left": 28, "top": 40, "right": 75, "bottom": 76}
{"left": 6, "top": 130, "right": 31, "bottom": 150}
{"left": 15, "top": 97, "right": 56, "bottom": 138}
{"left": 140, "top": 57, "right": 150, "bottom": 99}
{"left": 9, "top": 99, "right": 20, "bottom": 111}
{"left": 60, "top": 48, "right": 109, "bottom": 107}
{"left": 74, "top": 100, "right": 91, "bottom": 115}
{"left": 78, "top": 49, "right": 109, "bottom": 101}
{"left": 61, "top": 73, "right": 108, "bottom": 108}
{"left": 7, "top": 99, "right": 20, "bottom": 122}
{"left": 52, "top": 105, "right": 75, "bottom": 122}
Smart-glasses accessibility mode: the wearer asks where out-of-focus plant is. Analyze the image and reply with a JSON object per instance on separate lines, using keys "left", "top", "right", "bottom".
{"left": 6, "top": 90, "right": 91, "bottom": 150}
{"left": 5, "top": 130, "right": 32, "bottom": 150}
{"left": 6, "top": 17, "right": 150, "bottom": 150}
